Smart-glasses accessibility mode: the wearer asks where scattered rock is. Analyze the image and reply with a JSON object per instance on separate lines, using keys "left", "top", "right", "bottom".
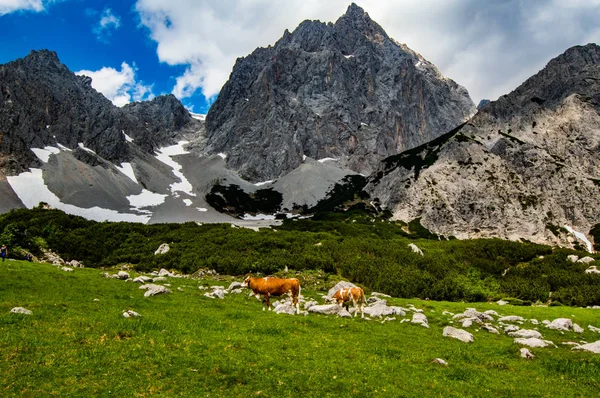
{"left": 585, "top": 266, "right": 600, "bottom": 274}
{"left": 10, "top": 307, "right": 32, "bottom": 315}
{"left": 484, "top": 310, "right": 499, "bottom": 317}
{"left": 573, "top": 324, "right": 584, "bottom": 333}
{"left": 482, "top": 324, "right": 500, "bottom": 334}
{"left": 308, "top": 304, "right": 345, "bottom": 315}
{"left": 68, "top": 260, "right": 84, "bottom": 268}
{"left": 141, "top": 284, "right": 171, "bottom": 297}
{"left": 408, "top": 243, "right": 424, "bottom": 256}
{"left": 117, "top": 271, "right": 130, "bottom": 280}
{"left": 504, "top": 325, "right": 520, "bottom": 333}
{"left": 508, "top": 329, "right": 543, "bottom": 339}
{"left": 411, "top": 313, "right": 429, "bottom": 328}
{"left": 93, "top": 299, "right": 99, "bottom": 302}
{"left": 123, "top": 310, "right": 141, "bottom": 318}
{"left": 274, "top": 303, "right": 297, "bottom": 315}
{"left": 303, "top": 300, "right": 319, "bottom": 310}
{"left": 158, "top": 268, "right": 172, "bottom": 277}
{"left": 498, "top": 316, "right": 525, "bottom": 323}
{"left": 363, "top": 301, "right": 396, "bottom": 318}
{"left": 577, "top": 256, "right": 595, "bottom": 264}
{"left": 154, "top": 243, "right": 170, "bottom": 255}
{"left": 520, "top": 348, "right": 535, "bottom": 359}
{"left": 567, "top": 255, "right": 579, "bottom": 263}
{"left": 443, "top": 326, "right": 474, "bottom": 343}
{"left": 442, "top": 310, "right": 455, "bottom": 316}
{"left": 153, "top": 276, "right": 167, "bottom": 282}
{"left": 546, "top": 318, "right": 573, "bottom": 331}
{"left": 514, "top": 338, "right": 555, "bottom": 348}
{"left": 496, "top": 300, "right": 508, "bottom": 306}
{"left": 589, "top": 325, "right": 600, "bottom": 333}
{"left": 572, "top": 341, "right": 600, "bottom": 354}
{"left": 61, "top": 267, "right": 74, "bottom": 272}
{"left": 133, "top": 276, "right": 153, "bottom": 283}
{"left": 204, "top": 289, "right": 225, "bottom": 299}
{"left": 432, "top": 358, "right": 448, "bottom": 366}
{"left": 227, "top": 282, "right": 243, "bottom": 291}
{"left": 530, "top": 319, "right": 539, "bottom": 325}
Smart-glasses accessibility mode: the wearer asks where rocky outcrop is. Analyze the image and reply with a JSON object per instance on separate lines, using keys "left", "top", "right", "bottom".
{"left": 366, "top": 44, "right": 600, "bottom": 249}
{"left": 205, "top": 3, "right": 474, "bottom": 182}
{"left": 0, "top": 50, "right": 200, "bottom": 175}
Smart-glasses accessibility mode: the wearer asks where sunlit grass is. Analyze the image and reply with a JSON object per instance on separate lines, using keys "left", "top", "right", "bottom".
{"left": 1, "top": 260, "right": 598, "bottom": 396}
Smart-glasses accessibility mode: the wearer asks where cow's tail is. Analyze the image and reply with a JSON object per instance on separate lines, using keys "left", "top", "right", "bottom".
{"left": 296, "top": 283, "right": 302, "bottom": 314}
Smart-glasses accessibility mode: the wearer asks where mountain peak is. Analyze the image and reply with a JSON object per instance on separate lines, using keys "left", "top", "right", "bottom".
{"left": 344, "top": 3, "right": 368, "bottom": 20}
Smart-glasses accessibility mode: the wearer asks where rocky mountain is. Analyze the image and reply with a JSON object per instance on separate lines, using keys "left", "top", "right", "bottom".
{"left": 0, "top": 50, "right": 199, "bottom": 175}
{"left": 205, "top": 3, "right": 475, "bottom": 182}
{"left": 366, "top": 44, "right": 600, "bottom": 249}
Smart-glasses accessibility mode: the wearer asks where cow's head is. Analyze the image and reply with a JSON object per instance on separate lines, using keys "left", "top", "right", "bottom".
{"left": 241, "top": 276, "right": 252, "bottom": 287}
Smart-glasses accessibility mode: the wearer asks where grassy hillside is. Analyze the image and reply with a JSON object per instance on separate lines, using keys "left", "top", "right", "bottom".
{"left": 1, "top": 261, "right": 599, "bottom": 396}
{"left": 1, "top": 208, "right": 599, "bottom": 306}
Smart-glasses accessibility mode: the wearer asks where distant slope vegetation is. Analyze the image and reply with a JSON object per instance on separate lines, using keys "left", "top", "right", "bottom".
{"left": 1, "top": 207, "right": 599, "bottom": 306}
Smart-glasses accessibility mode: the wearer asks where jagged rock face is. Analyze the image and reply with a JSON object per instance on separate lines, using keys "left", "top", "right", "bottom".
{"left": 0, "top": 50, "right": 199, "bottom": 175}
{"left": 366, "top": 44, "right": 600, "bottom": 248}
{"left": 205, "top": 3, "right": 475, "bottom": 182}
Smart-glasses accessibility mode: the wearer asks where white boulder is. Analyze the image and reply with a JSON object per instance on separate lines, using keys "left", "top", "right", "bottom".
{"left": 567, "top": 255, "right": 579, "bottom": 263}
{"left": 61, "top": 267, "right": 74, "bottom": 272}
{"left": 154, "top": 244, "right": 170, "bottom": 255}
{"left": 577, "top": 256, "right": 595, "bottom": 264}
{"left": 411, "top": 313, "right": 429, "bottom": 328}
{"left": 10, "top": 307, "right": 32, "bottom": 315}
{"left": 585, "top": 266, "right": 600, "bottom": 274}
{"left": 123, "top": 310, "right": 141, "bottom": 318}
{"left": 308, "top": 304, "right": 345, "bottom": 315}
{"left": 514, "top": 338, "right": 555, "bottom": 348}
{"left": 546, "top": 318, "right": 573, "bottom": 331}
{"left": 408, "top": 243, "right": 424, "bottom": 256}
{"left": 520, "top": 348, "right": 535, "bottom": 359}
{"left": 443, "top": 326, "right": 474, "bottom": 343}
{"left": 498, "top": 316, "right": 525, "bottom": 322}
{"left": 572, "top": 341, "right": 600, "bottom": 354}
{"left": 508, "top": 329, "right": 542, "bottom": 339}
{"left": 117, "top": 271, "right": 130, "bottom": 280}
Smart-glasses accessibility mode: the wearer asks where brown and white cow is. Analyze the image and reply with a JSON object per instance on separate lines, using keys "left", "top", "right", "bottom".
{"left": 331, "top": 287, "right": 365, "bottom": 318}
{"left": 241, "top": 276, "right": 301, "bottom": 314}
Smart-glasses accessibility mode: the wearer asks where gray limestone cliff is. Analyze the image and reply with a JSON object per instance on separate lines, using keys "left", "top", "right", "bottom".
{"left": 366, "top": 44, "right": 600, "bottom": 248}
{"left": 205, "top": 3, "right": 475, "bottom": 182}
{"left": 0, "top": 50, "right": 199, "bottom": 175}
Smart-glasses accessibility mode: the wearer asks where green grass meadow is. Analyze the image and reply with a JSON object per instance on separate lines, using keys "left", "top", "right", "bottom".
{"left": 1, "top": 260, "right": 599, "bottom": 397}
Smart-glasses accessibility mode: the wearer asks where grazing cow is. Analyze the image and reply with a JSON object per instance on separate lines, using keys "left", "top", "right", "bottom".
{"left": 241, "top": 276, "right": 301, "bottom": 314}
{"left": 332, "top": 287, "right": 365, "bottom": 318}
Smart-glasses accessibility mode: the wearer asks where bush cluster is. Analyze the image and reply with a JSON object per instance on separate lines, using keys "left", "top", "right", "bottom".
{"left": 0, "top": 208, "right": 597, "bottom": 306}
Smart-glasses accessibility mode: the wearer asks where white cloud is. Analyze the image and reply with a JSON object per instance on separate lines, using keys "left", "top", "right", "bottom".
{"left": 76, "top": 62, "right": 155, "bottom": 107}
{"left": 93, "top": 8, "right": 122, "bottom": 42}
{"left": 0, "top": 0, "right": 45, "bottom": 15}
{"left": 135, "top": 0, "right": 600, "bottom": 104}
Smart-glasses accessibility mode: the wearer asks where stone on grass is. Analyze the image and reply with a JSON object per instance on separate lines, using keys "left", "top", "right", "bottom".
{"left": 546, "top": 318, "right": 572, "bottom": 331}
{"left": 303, "top": 300, "right": 319, "bottom": 310}
{"left": 514, "top": 338, "right": 555, "bottom": 348}
{"left": 158, "top": 268, "right": 172, "bottom": 277}
{"left": 117, "top": 271, "right": 130, "bottom": 280}
{"left": 363, "top": 301, "right": 395, "bottom": 318}
{"left": 566, "top": 255, "right": 579, "bottom": 263}
{"left": 432, "top": 358, "right": 448, "bottom": 366}
{"left": 572, "top": 341, "right": 600, "bottom": 354}
{"left": 589, "top": 325, "right": 600, "bottom": 333}
{"left": 153, "top": 277, "right": 167, "bottom": 282}
{"left": 154, "top": 244, "right": 170, "bottom": 255}
{"left": 484, "top": 310, "right": 499, "bottom": 317}
{"left": 69, "top": 260, "right": 83, "bottom": 268}
{"left": 482, "top": 324, "right": 500, "bottom": 334}
{"left": 10, "top": 307, "right": 32, "bottom": 315}
{"left": 443, "top": 326, "right": 474, "bottom": 343}
{"left": 123, "top": 310, "right": 141, "bottom": 318}
{"left": 412, "top": 313, "right": 429, "bottom": 328}
{"left": 61, "top": 267, "right": 74, "bottom": 272}
{"left": 585, "top": 266, "right": 600, "bottom": 274}
{"left": 408, "top": 243, "right": 424, "bottom": 256}
{"left": 133, "top": 276, "right": 153, "bottom": 283}
{"left": 204, "top": 289, "right": 225, "bottom": 299}
{"left": 498, "top": 316, "right": 525, "bottom": 323}
{"left": 520, "top": 348, "right": 535, "bottom": 359}
{"left": 308, "top": 304, "right": 345, "bottom": 315}
{"left": 274, "top": 303, "right": 297, "bottom": 315}
{"left": 577, "top": 256, "right": 595, "bottom": 264}
{"left": 371, "top": 292, "right": 392, "bottom": 298}
{"left": 227, "top": 282, "right": 243, "bottom": 291}
{"left": 508, "top": 329, "right": 542, "bottom": 339}
{"left": 496, "top": 300, "right": 508, "bottom": 306}
{"left": 142, "top": 284, "right": 171, "bottom": 297}
{"left": 573, "top": 324, "right": 584, "bottom": 334}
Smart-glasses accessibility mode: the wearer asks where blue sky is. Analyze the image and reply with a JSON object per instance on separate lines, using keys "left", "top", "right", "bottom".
{"left": 2, "top": 1, "right": 599, "bottom": 114}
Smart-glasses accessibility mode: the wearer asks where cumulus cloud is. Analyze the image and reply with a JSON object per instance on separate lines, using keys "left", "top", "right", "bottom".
{"left": 93, "top": 8, "right": 121, "bottom": 43}
{"left": 76, "top": 62, "right": 155, "bottom": 107}
{"left": 0, "top": 0, "right": 46, "bottom": 15}
{"left": 135, "top": 0, "right": 600, "bottom": 103}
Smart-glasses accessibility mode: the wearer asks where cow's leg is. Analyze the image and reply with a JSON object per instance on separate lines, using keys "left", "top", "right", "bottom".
{"left": 351, "top": 297, "right": 358, "bottom": 317}
{"left": 265, "top": 294, "right": 271, "bottom": 311}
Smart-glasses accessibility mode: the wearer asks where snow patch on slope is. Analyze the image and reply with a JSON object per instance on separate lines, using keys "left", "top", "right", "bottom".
{"left": 126, "top": 189, "right": 167, "bottom": 210}
{"left": 155, "top": 141, "right": 196, "bottom": 197}
{"left": 115, "top": 162, "right": 138, "bottom": 184}
{"left": 563, "top": 225, "right": 594, "bottom": 253}
{"left": 7, "top": 169, "right": 151, "bottom": 223}
{"left": 31, "top": 146, "right": 61, "bottom": 163}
